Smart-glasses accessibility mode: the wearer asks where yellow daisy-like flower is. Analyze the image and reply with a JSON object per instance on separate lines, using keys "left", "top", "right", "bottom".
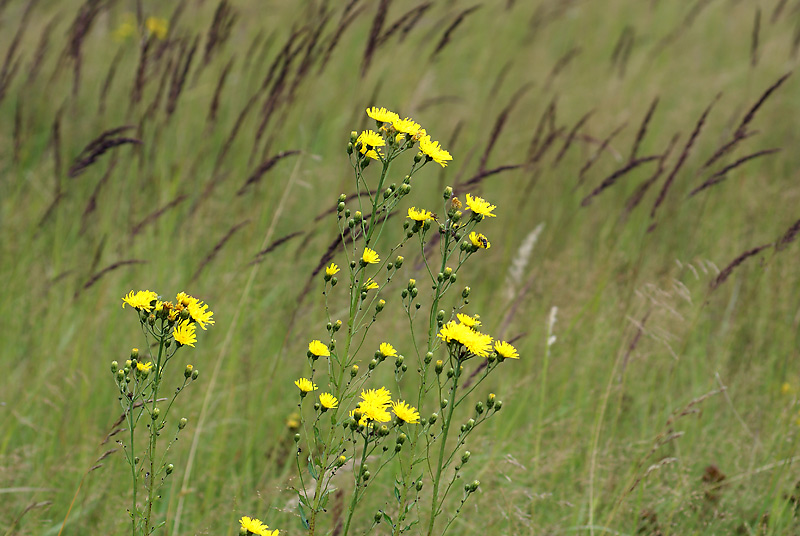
{"left": 469, "top": 231, "right": 491, "bottom": 249}
{"left": 176, "top": 291, "right": 195, "bottom": 308}
{"left": 437, "top": 321, "right": 492, "bottom": 357}
{"left": 294, "top": 378, "right": 317, "bottom": 393}
{"left": 407, "top": 207, "right": 433, "bottom": 222}
{"left": 363, "top": 278, "right": 379, "bottom": 290}
{"left": 379, "top": 342, "right": 397, "bottom": 357}
{"left": 419, "top": 135, "right": 453, "bottom": 167}
{"left": 392, "top": 117, "right": 422, "bottom": 136}
{"left": 239, "top": 516, "right": 272, "bottom": 536}
{"left": 361, "top": 387, "right": 392, "bottom": 408}
{"left": 465, "top": 193, "right": 497, "bottom": 218}
{"left": 366, "top": 106, "right": 400, "bottom": 124}
{"left": 363, "top": 149, "right": 381, "bottom": 160}
{"left": 362, "top": 247, "right": 380, "bottom": 264}
{"left": 357, "top": 130, "right": 385, "bottom": 150}
{"left": 173, "top": 320, "right": 197, "bottom": 347}
{"left": 319, "top": 392, "right": 339, "bottom": 409}
{"left": 326, "top": 263, "right": 340, "bottom": 276}
{"left": 391, "top": 400, "right": 420, "bottom": 424}
{"left": 145, "top": 16, "right": 168, "bottom": 40}
{"left": 457, "top": 313, "right": 481, "bottom": 327}
{"left": 356, "top": 400, "right": 391, "bottom": 423}
{"left": 466, "top": 330, "right": 493, "bottom": 358}
{"left": 395, "top": 133, "right": 406, "bottom": 144}
{"left": 122, "top": 290, "right": 158, "bottom": 311}
{"left": 308, "top": 340, "right": 330, "bottom": 357}
{"left": 136, "top": 361, "right": 154, "bottom": 373}
{"left": 494, "top": 340, "right": 519, "bottom": 359}
{"left": 187, "top": 299, "right": 214, "bottom": 330}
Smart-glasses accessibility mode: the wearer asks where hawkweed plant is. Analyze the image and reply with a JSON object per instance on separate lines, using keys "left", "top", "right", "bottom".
{"left": 283, "top": 107, "right": 521, "bottom": 536}
{"left": 114, "top": 290, "right": 213, "bottom": 535}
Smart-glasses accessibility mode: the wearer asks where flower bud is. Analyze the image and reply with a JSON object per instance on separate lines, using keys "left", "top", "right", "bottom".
{"left": 428, "top": 413, "right": 438, "bottom": 424}
{"left": 338, "top": 193, "right": 347, "bottom": 203}
{"left": 337, "top": 201, "right": 346, "bottom": 212}
{"left": 331, "top": 277, "right": 338, "bottom": 286}
{"left": 395, "top": 443, "right": 402, "bottom": 452}
{"left": 395, "top": 356, "right": 404, "bottom": 368}
{"left": 116, "top": 370, "right": 125, "bottom": 382}
{"left": 494, "top": 400, "right": 503, "bottom": 411}
{"left": 394, "top": 256, "right": 404, "bottom": 268}
{"left": 440, "top": 398, "right": 449, "bottom": 409}
{"left": 111, "top": 361, "right": 118, "bottom": 374}
{"left": 348, "top": 218, "right": 356, "bottom": 229}
{"left": 350, "top": 131, "right": 358, "bottom": 143}
{"left": 401, "top": 364, "right": 408, "bottom": 372}
{"left": 165, "top": 463, "right": 174, "bottom": 475}
{"left": 180, "top": 309, "right": 190, "bottom": 320}
{"left": 447, "top": 368, "right": 454, "bottom": 378}
{"left": 443, "top": 267, "right": 453, "bottom": 278}
{"left": 435, "top": 360, "right": 444, "bottom": 374}
{"left": 369, "top": 359, "right": 377, "bottom": 370}
{"left": 465, "top": 418, "right": 475, "bottom": 431}
{"left": 443, "top": 186, "right": 453, "bottom": 199}
{"left": 354, "top": 211, "right": 363, "bottom": 223}
{"left": 131, "top": 348, "right": 139, "bottom": 359}
{"left": 376, "top": 300, "right": 385, "bottom": 312}
{"left": 151, "top": 408, "right": 160, "bottom": 420}
{"left": 407, "top": 279, "right": 416, "bottom": 290}
{"left": 344, "top": 209, "right": 351, "bottom": 218}
{"left": 314, "top": 402, "right": 321, "bottom": 411}
{"left": 452, "top": 210, "right": 462, "bottom": 223}
{"left": 362, "top": 470, "right": 371, "bottom": 481}
{"left": 179, "top": 417, "right": 188, "bottom": 429}
{"left": 379, "top": 425, "right": 389, "bottom": 436}
{"left": 424, "top": 352, "right": 433, "bottom": 364}
{"left": 327, "top": 322, "right": 333, "bottom": 331}
{"left": 401, "top": 289, "right": 408, "bottom": 299}
{"left": 397, "top": 433, "right": 407, "bottom": 445}
{"left": 461, "top": 451, "right": 471, "bottom": 464}
{"left": 374, "top": 511, "right": 382, "bottom": 522}
{"left": 470, "top": 480, "right": 480, "bottom": 492}
{"left": 450, "top": 273, "right": 457, "bottom": 283}
{"left": 350, "top": 365, "right": 359, "bottom": 377}
{"left": 462, "top": 287, "right": 471, "bottom": 299}
{"left": 184, "top": 364, "right": 193, "bottom": 378}
{"left": 416, "top": 480, "right": 424, "bottom": 491}
{"left": 410, "top": 288, "right": 418, "bottom": 298}
{"left": 294, "top": 433, "right": 301, "bottom": 443}
{"left": 337, "top": 455, "right": 347, "bottom": 466}
{"left": 353, "top": 410, "right": 363, "bottom": 423}
{"left": 125, "top": 359, "right": 132, "bottom": 368}
{"left": 460, "top": 241, "right": 469, "bottom": 252}
{"left": 437, "top": 310, "right": 445, "bottom": 321}
{"left": 475, "top": 401, "right": 484, "bottom": 414}
{"left": 191, "top": 369, "right": 199, "bottom": 380}
{"left": 487, "top": 393, "right": 496, "bottom": 409}
{"left": 147, "top": 314, "right": 155, "bottom": 325}
{"left": 334, "top": 320, "right": 342, "bottom": 331}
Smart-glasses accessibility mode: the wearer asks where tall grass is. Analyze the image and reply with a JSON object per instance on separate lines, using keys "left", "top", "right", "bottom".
{"left": 2, "top": 0, "right": 800, "bottom": 534}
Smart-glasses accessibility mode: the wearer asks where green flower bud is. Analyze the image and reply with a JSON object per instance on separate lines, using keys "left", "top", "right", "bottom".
{"left": 410, "top": 288, "right": 418, "bottom": 298}
{"left": 134, "top": 456, "right": 140, "bottom": 464}
{"left": 428, "top": 413, "right": 438, "bottom": 424}
{"left": 111, "top": 361, "right": 119, "bottom": 374}
{"left": 443, "top": 267, "right": 453, "bottom": 278}
{"left": 351, "top": 364, "right": 359, "bottom": 377}
{"left": 334, "top": 320, "right": 342, "bottom": 331}
{"left": 354, "top": 211, "right": 363, "bottom": 223}
{"left": 440, "top": 398, "right": 449, "bottom": 409}
{"left": 350, "top": 131, "right": 358, "bottom": 143}
{"left": 395, "top": 355, "right": 404, "bottom": 368}
{"left": 362, "top": 470, "right": 371, "bottom": 481}
{"left": 395, "top": 443, "right": 402, "bottom": 452}
{"left": 294, "top": 433, "right": 301, "bottom": 443}
{"left": 494, "top": 400, "right": 503, "bottom": 411}
{"left": 462, "top": 287, "right": 471, "bottom": 299}
{"left": 191, "top": 369, "right": 199, "bottom": 381}
{"left": 475, "top": 401, "right": 484, "bottom": 414}
{"left": 131, "top": 348, "right": 139, "bottom": 359}
{"left": 379, "top": 425, "right": 389, "bottom": 436}
{"left": 443, "top": 186, "right": 453, "bottom": 199}
{"left": 461, "top": 451, "right": 471, "bottom": 464}
{"left": 387, "top": 262, "right": 393, "bottom": 270}
{"left": 347, "top": 142, "right": 354, "bottom": 154}
{"left": 401, "top": 363, "right": 408, "bottom": 372}
{"left": 487, "top": 393, "right": 496, "bottom": 409}
{"left": 394, "top": 256, "right": 404, "bottom": 268}
{"left": 327, "top": 322, "right": 333, "bottom": 331}
{"left": 376, "top": 300, "right": 385, "bottom": 312}
{"left": 470, "top": 480, "right": 480, "bottom": 492}
{"left": 435, "top": 360, "right": 444, "bottom": 374}
{"left": 125, "top": 359, "right": 132, "bottom": 368}
{"left": 337, "top": 455, "right": 347, "bottom": 466}
{"left": 331, "top": 276, "right": 338, "bottom": 286}
{"left": 348, "top": 218, "right": 356, "bottom": 229}
{"left": 151, "top": 408, "right": 160, "bottom": 420}
{"left": 452, "top": 210, "right": 462, "bottom": 223}
{"left": 184, "top": 364, "right": 193, "bottom": 378}
{"left": 337, "top": 201, "right": 346, "bottom": 212}
{"left": 165, "top": 463, "right": 174, "bottom": 475}
{"left": 345, "top": 208, "right": 351, "bottom": 218}
{"left": 397, "top": 433, "right": 407, "bottom": 444}
{"left": 416, "top": 480, "right": 424, "bottom": 491}
{"left": 147, "top": 314, "right": 155, "bottom": 326}
{"left": 180, "top": 309, "right": 190, "bottom": 320}
{"left": 424, "top": 352, "right": 433, "bottom": 364}
{"left": 116, "top": 370, "right": 125, "bottom": 382}
{"left": 447, "top": 368, "right": 455, "bottom": 378}
{"left": 338, "top": 193, "right": 347, "bottom": 203}
{"left": 179, "top": 417, "right": 188, "bottom": 429}
{"left": 460, "top": 241, "right": 469, "bottom": 252}
{"left": 165, "top": 339, "right": 172, "bottom": 349}
{"left": 374, "top": 511, "right": 382, "bottom": 522}
{"left": 437, "top": 310, "right": 445, "bottom": 321}
{"left": 401, "top": 289, "right": 409, "bottom": 299}
{"left": 450, "top": 274, "right": 457, "bottom": 283}
{"left": 369, "top": 359, "right": 377, "bottom": 370}
{"left": 466, "top": 418, "right": 475, "bottom": 430}
{"left": 314, "top": 402, "right": 321, "bottom": 411}
{"left": 353, "top": 410, "right": 363, "bottom": 423}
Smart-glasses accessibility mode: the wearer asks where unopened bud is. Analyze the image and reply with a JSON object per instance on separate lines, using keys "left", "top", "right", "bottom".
{"left": 494, "top": 400, "right": 503, "bottom": 411}
{"left": 462, "top": 287, "right": 471, "bottom": 299}
{"left": 179, "top": 417, "right": 188, "bottom": 429}
{"left": 338, "top": 193, "right": 347, "bottom": 203}
{"left": 475, "top": 401, "right": 484, "bottom": 414}
{"left": 165, "top": 463, "right": 174, "bottom": 475}
{"left": 416, "top": 480, "right": 424, "bottom": 491}
{"left": 435, "top": 360, "right": 444, "bottom": 374}
{"left": 131, "top": 348, "right": 139, "bottom": 359}
{"left": 436, "top": 310, "right": 445, "bottom": 321}
{"left": 351, "top": 365, "right": 359, "bottom": 377}
{"left": 428, "top": 413, "right": 438, "bottom": 424}
{"left": 191, "top": 369, "right": 199, "bottom": 381}
{"left": 111, "top": 361, "right": 119, "bottom": 373}
{"left": 369, "top": 359, "right": 377, "bottom": 370}
{"left": 151, "top": 408, "right": 160, "bottom": 420}
{"left": 116, "top": 370, "right": 125, "bottom": 382}
{"left": 440, "top": 398, "right": 449, "bottom": 409}
{"left": 487, "top": 393, "right": 496, "bottom": 409}
{"left": 294, "top": 433, "right": 301, "bottom": 443}
{"left": 394, "top": 256, "right": 404, "bottom": 268}
{"left": 362, "top": 470, "right": 371, "bottom": 481}
{"left": 424, "top": 352, "right": 433, "bottom": 364}
{"left": 443, "top": 186, "right": 453, "bottom": 199}
{"left": 374, "top": 511, "right": 382, "bottom": 522}
{"left": 461, "top": 451, "right": 471, "bottom": 464}
{"left": 443, "top": 267, "right": 453, "bottom": 278}
{"left": 395, "top": 356, "right": 404, "bottom": 367}
{"left": 376, "top": 299, "right": 385, "bottom": 312}
{"left": 337, "top": 455, "right": 346, "bottom": 466}
{"left": 397, "top": 433, "right": 407, "bottom": 444}
{"left": 350, "top": 131, "right": 358, "bottom": 143}
{"left": 184, "top": 364, "right": 193, "bottom": 378}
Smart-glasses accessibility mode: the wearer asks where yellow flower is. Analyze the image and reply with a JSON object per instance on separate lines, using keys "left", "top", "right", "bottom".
{"left": 173, "top": 320, "right": 197, "bottom": 347}
{"left": 362, "top": 247, "right": 380, "bottom": 264}
{"left": 361, "top": 387, "right": 391, "bottom": 408}
{"left": 392, "top": 117, "right": 421, "bottom": 136}
{"left": 319, "top": 392, "right": 339, "bottom": 409}
{"left": 356, "top": 400, "right": 391, "bottom": 423}
{"left": 437, "top": 321, "right": 492, "bottom": 357}
{"left": 326, "top": 263, "right": 340, "bottom": 276}
{"left": 308, "top": 340, "right": 330, "bottom": 357}
{"left": 457, "top": 313, "right": 481, "bottom": 327}
{"left": 407, "top": 207, "right": 433, "bottom": 222}
{"left": 465, "top": 193, "right": 496, "bottom": 218}
{"left": 363, "top": 278, "right": 379, "bottom": 291}
{"left": 391, "top": 400, "right": 420, "bottom": 424}
{"left": 357, "top": 130, "right": 385, "bottom": 150}
{"left": 395, "top": 133, "right": 406, "bottom": 144}
{"left": 176, "top": 291, "right": 195, "bottom": 308}
{"left": 240, "top": 516, "right": 272, "bottom": 536}
{"left": 294, "top": 378, "right": 317, "bottom": 393}
{"left": 286, "top": 412, "right": 301, "bottom": 429}
{"left": 122, "top": 290, "right": 158, "bottom": 311}
{"left": 363, "top": 149, "right": 381, "bottom": 160}
{"left": 469, "top": 231, "right": 491, "bottom": 249}
{"left": 366, "top": 106, "right": 400, "bottom": 124}
{"left": 494, "top": 341, "right": 519, "bottom": 359}
{"left": 379, "top": 342, "right": 397, "bottom": 357}
{"left": 466, "top": 330, "right": 493, "bottom": 358}
{"left": 187, "top": 299, "right": 214, "bottom": 330}
{"left": 145, "top": 16, "right": 168, "bottom": 40}
{"left": 419, "top": 135, "right": 453, "bottom": 167}
{"left": 136, "top": 361, "right": 154, "bottom": 372}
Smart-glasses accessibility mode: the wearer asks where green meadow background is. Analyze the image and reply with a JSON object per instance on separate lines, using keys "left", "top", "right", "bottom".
{"left": 2, "top": 0, "right": 800, "bottom": 534}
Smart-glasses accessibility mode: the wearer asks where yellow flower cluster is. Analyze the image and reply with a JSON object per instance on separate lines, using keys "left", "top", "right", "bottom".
{"left": 352, "top": 387, "right": 419, "bottom": 425}
{"left": 239, "top": 515, "right": 279, "bottom": 536}
{"left": 407, "top": 207, "right": 434, "bottom": 222}
{"left": 438, "top": 314, "right": 519, "bottom": 359}
{"left": 122, "top": 290, "right": 214, "bottom": 349}
{"left": 363, "top": 106, "right": 453, "bottom": 167}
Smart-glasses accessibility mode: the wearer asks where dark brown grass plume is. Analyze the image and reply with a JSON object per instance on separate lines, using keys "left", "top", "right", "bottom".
{"left": 710, "top": 244, "right": 770, "bottom": 290}
{"left": 131, "top": 194, "right": 189, "bottom": 237}
{"left": 203, "top": 1, "right": 238, "bottom": 67}
{"left": 362, "top": 0, "right": 391, "bottom": 75}
{"left": 166, "top": 36, "right": 200, "bottom": 117}
{"left": 207, "top": 56, "right": 235, "bottom": 124}
{"left": 689, "top": 148, "right": 780, "bottom": 197}
{"left": 68, "top": 128, "right": 141, "bottom": 178}
{"left": 774, "top": 217, "right": 800, "bottom": 251}
{"left": 237, "top": 150, "right": 301, "bottom": 196}
{"left": 581, "top": 156, "right": 660, "bottom": 207}
{"left": 553, "top": 110, "right": 594, "bottom": 167}
{"left": 479, "top": 83, "right": 533, "bottom": 172}
{"left": 430, "top": 5, "right": 482, "bottom": 61}
{"left": 577, "top": 122, "right": 626, "bottom": 186}
{"left": 191, "top": 220, "right": 251, "bottom": 283}
{"left": 622, "top": 133, "right": 679, "bottom": 218}
{"left": 630, "top": 97, "right": 659, "bottom": 162}
{"left": 751, "top": 7, "right": 761, "bottom": 67}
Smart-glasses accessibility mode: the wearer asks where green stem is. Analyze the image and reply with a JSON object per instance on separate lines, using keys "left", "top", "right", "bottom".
{"left": 426, "top": 355, "right": 461, "bottom": 536}
{"left": 128, "top": 391, "right": 137, "bottom": 536}
{"left": 143, "top": 326, "right": 166, "bottom": 535}
{"left": 341, "top": 434, "right": 370, "bottom": 536}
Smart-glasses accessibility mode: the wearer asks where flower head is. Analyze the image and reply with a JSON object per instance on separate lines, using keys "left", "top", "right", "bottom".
{"left": 326, "top": 263, "right": 340, "bottom": 276}
{"left": 362, "top": 247, "right": 380, "bottom": 264}
{"left": 319, "top": 392, "right": 339, "bottom": 409}
{"left": 187, "top": 299, "right": 215, "bottom": 330}
{"left": 469, "top": 231, "right": 491, "bottom": 249}
{"left": 457, "top": 313, "right": 481, "bottom": 327}
{"left": 294, "top": 378, "right": 317, "bottom": 393}
{"left": 173, "top": 320, "right": 197, "bottom": 347}
{"left": 363, "top": 278, "right": 379, "bottom": 291}
{"left": 136, "top": 361, "right": 154, "bottom": 373}
{"left": 379, "top": 342, "right": 397, "bottom": 357}
{"left": 122, "top": 290, "right": 158, "bottom": 311}
{"left": 465, "top": 193, "right": 497, "bottom": 218}
{"left": 494, "top": 340, "right": 519, "bottom": 359}
{"left": 239, "top": 516, "right": 273, "bottom": 536}
{"left": 419, "top": 135, "right": 453, "bottom": 167}
{"left": 437, "top": 321, "right": 492, "bottom": 357}
{"left": 356, "top": 388, "right": 392, "bottom": 423}
{"left": 407, "top": 207, "right": 434, "bottom": 222}
{"left": 357, "top": 130, "right": 385, "bottom": 150}
{"left": 366, "top": 106, "right": 400, "bottom": 124}
{"left": 391, "top": 400, "right": 420, "bottom": 424}
{"left": 392, "top": 117, "right": 422, "bottom": 136}
{"left": 308, "top": 340, "right": 330, "bottom": 357}
{"left": 145, "top": 16, "right": 168, "bottom": 40}
{"left": 176, "top": 292, "right": 195, "bottom": 308}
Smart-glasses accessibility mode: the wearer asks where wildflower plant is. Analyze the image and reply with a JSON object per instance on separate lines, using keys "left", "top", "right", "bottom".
{"left": 289, "top": 107, "right": 520, "bottom": 536}
{"left": 114, "top": 290, "right": 213, "bottom": 535}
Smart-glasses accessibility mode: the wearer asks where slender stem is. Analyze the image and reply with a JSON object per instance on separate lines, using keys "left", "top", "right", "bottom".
{"left": 341, "top": 433, "right": 370, "bottom": 536}
{"left": 128, "top": 390, "right": 137, "bottom": 536}
{"left": 144, "top": 326, "right": 166, "bottom": 535}
{"left": 426, "top": 355, "right": 461, "bottom": 536}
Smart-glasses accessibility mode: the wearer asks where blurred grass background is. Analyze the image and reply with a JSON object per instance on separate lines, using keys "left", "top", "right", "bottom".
{"left": 2, "top": 0, "right": 800, "bottom": 534}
